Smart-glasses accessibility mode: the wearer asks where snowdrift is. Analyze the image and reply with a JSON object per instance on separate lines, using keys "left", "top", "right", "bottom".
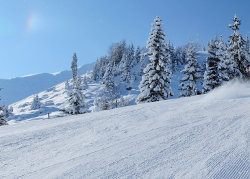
{"left": 1, "top": 81, "right": 250, "bottom": 178}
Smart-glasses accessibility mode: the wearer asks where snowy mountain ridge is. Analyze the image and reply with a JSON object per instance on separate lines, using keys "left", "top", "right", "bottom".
{"left": 1, "top": 80, "right": 249, "bottom": 178}
{"left": 0, "top": 62, "right": 94, "bottom": 105}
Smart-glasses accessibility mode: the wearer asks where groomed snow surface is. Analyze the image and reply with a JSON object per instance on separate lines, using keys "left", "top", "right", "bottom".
{"left": 1, "top": 81, "right": 250, "bottom": 178}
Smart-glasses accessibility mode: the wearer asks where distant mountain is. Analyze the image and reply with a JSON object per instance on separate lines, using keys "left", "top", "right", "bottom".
{"left": 0, "top": 63, "right": 94, "bottom": 105}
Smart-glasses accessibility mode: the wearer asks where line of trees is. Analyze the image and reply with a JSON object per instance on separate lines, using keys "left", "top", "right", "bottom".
{"left": 1, "top": 15, "right": 249, "bottom": 125}
{"left": 65, "top": 15, "right": 250, "bottom": 115}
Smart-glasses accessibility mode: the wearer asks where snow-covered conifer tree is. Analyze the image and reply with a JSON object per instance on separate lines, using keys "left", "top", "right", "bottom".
{"left": 120, "top": 53, "right": 132, "bottom": 83}
{"left": 92, "top": 56, "right": 109, "bottom": 81}
{"left": 109, "top": 41, "right": 126, "bottom": 66}
{"left": 71, "top": 53, "right": 78, "bottom": 82}
{"left": 1, "top": 105, "right": 13, "bottom": 119}
{"left": 137, "top": 17, "right": 173, "bottom": 103}
{"left": 167, "top": 41, "right": 177, "bottom": 71}
{"left": 139, "top": 49, "right": 147, "bottom": 76}
{"left": 135, "top": 46, "right": 141, "bottom": 63}
{"left": 119, "top": 44, "right": 137, "bottom": 84}
{"left": 65, "top": 53, "right": 87, "bottom": 114}
{"left": 246, "top": 35, "right": 250, "bottom": 55}
{"left": 0, "top": 89, "right": 9, "bottom": 126}
{"left": 176, "top": 46, "right": 187, "bottom": 65}
{"left": 180, "top": 43, "right": 201, "bottom": 97}
{"left": 30, "top": 94, "right": 42, "bottom": 110}
{"left": 228, "top": 15, "right": 249, "bottom": 79}
{"left": 65, "top": 76, "right": 87, "bottom": 114}
{"left": 0, "top": 110, "right": 8, "bottom": 126}
{"left": 127, "top": 44, "right": 135, "bottom": 68}
{"left": 94, "top": 63, "right": 120, "bottom": 110}
{"left": 203, "top": 38, "right": 221, "bottom": 93}
{"left": 217, "top": 35, "right": 235, "bottom": 83}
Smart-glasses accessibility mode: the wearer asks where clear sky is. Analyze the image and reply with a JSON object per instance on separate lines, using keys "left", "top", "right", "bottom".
{"left": 0, "top": 0, "right": 249, "bottom": 79}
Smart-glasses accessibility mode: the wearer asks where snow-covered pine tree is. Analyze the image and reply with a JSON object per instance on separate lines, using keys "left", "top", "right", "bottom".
{"left": 71, "top": 53, "right": 78, "bottom": 82}
{"left": 180, "top": 43, "right": 202, "bottom": 97}
{"left": 30, "top": 94, "right": 42, "bottom": 110}
{"left": 136, "top": 17, "right": 173, "bottom": 103}
{"left": 139, "top": 48, "right": 147, "bottom": 76}
{"left": 120, "top": 44, "right": 135, "bottom": 84}
{"left": 95, "top": 63, "right": 120, "bottom": 110}
{"left": 65, "top": 54, "right": 87, "bottom": 114}
{"left": 109, "top": 41, "right": 126, "bottom": 66}
{"left": 203, "top": 38, "right": 221, "bottom": 93}
{"left": 120, "top": 53, "right": 132, "bottom": 83}
{"left": 0, "top": 109, "right": 8, "bottom": 126}
{"left": 245, "top": 35, "right": 250, "bottom": 67}
{"left": 135, "top": 46, "right": 141, "bottom": 64}
{"left": 1, "top": 105, "right": 13, "bottom": 119}
{"left": 217, "top": 35, "right": 235, "bottom": 83}
{"left": 65, "top": 75, "right": 87, "bottom": 114}
{"left": 167, "top": 41, "right": 177, "bottom": 72}
{"left": 92, "top": 56, "right": 109, "bottom": 81}
{"left": 228, "top": 15, "right": 249, "bottom": 79}
{"left": 128, "top": 44, "right": 136, "bottom": 68}
{"left": 175, "top": 46, "right": 186, "bottom": 66}
{"left": 0, "top": 89, "right": 8, "bottom": 126}
{"left": 246, "top": 35, "right": 250, "bottom": 55}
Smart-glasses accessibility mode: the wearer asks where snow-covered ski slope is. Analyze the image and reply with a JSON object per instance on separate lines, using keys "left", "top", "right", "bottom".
{"left": 1, "top": 80, "right": 250, "bottom": 178}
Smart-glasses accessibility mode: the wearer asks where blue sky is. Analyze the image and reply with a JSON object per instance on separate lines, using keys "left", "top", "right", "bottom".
{"left": 0, "top": 0, "right": 249, "bottom": 79}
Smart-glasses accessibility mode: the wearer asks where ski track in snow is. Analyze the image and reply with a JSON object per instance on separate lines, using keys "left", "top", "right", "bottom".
{"left": 1, "top": 82, "right": 250, "bottom": 178}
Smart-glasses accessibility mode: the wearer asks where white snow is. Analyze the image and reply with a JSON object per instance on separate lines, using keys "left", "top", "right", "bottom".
{"left": 1, "top": 81, "right": 249, "bottom": 178}
{"left": 0, "top": 63, "right": 94, "bottom": 105}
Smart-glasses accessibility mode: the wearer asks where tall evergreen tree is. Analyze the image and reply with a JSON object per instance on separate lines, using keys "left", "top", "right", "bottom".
{"left": 65, "top": 54, "right": 87, "bottom": 114}
{"left": 137, "top": 17, "right": 173, "bottom": 103}
{"left": 217, "top": 35, "right": 235, "bottom": 83}
{"left": 135, "top": 46, "right": 141, "bottom": 63}
{"left": 120, "top": 53, "right": 132, "bottom": 83}
{"left": 167, "top": 41, "right": 177, "bottom": 71}
{"left": 94, "top": 63, "right": 120, "bottom": 110}
{"left": 246, "top": 35, "right": 250, "bottom": 55}
{"left": 30, "top": 94, "right": 42, "bottom": 110}
{"left": 139, "top": 48, "right": 147, "bottom": 76}
{"left": 71, "top": 53, "right": 78, "bottom": 82}
{"left": 92, "top": 56, "right": 109, "bottom": 81}
{"left": 120, "top": 44, "right": 135, "bottom": 84}
{"left": 128, "top": 44, "right": 136, "bottom": 68}
{"left": 175, "top": 46, "right": 186, "bottom": 66}
{"left": 0, "top": 89, "right": 8, "bottom": 126}
{"left": 245, "top": 35, "right": 250, "bottom": 66}
{"left": 1, "top": 105, "right": 13, "bottom": 119}
{"left": 203, "top": 38, "right": 221, "bottom": 93}
{"left": 0, "top": 109, "right": 8, "bottom": 126}
{"left": 109, "top": 41, "right": 126, "bottom": 66}
{"left": 180, "top": 43, "right": 201, "bottom": 97}
{"left": 228, "top": 15, "right": 249, "bottom": 79}
{"left": 66, "top": 76, "right": 87, "bottom": 114}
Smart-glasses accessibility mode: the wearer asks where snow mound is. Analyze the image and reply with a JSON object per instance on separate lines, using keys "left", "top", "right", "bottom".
{"left": 202, "top": 80, "right": 250, "bottom": 102}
